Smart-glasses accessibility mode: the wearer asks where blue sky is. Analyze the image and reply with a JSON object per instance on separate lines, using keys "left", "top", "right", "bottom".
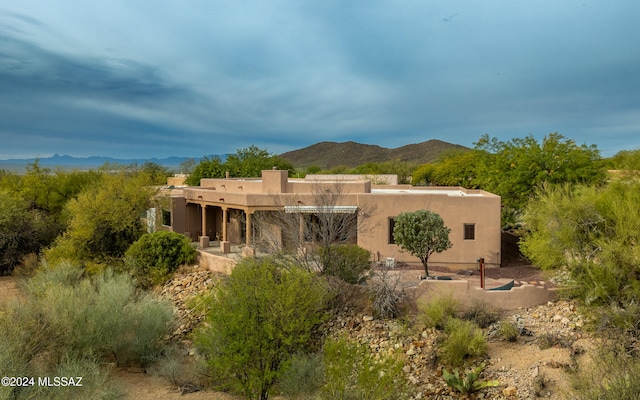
{"left": 1, "top": 1, "right": 639, "bottom": 159}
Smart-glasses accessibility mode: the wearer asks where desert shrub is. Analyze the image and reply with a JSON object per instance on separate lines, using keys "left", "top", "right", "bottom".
{"left": 497, "top": 321, "right": 519, "bottom": 342}
{"left": 571, "top": 344, "right": 640, "bottom": 400}
{"left": 13, "top": 356, "right": 122, "bottom": 400}
{"left": 595, "top": 300, "right": 640, "bottom": 342}
{"left": 369, "top": 265, "right": 405, "bottom": 319}
{"left": 0, "top": 264, "right": 170, "bottom": 399}
{"left": 440, "top": 318, "right": 487, "bottom": 367}
{"left": 461, "top": 300, "right": 499, "bottom": 328}
{"left": 320, "top": 244, "right": 371, "bottom": 284}
{"left": 195, "top": 257, "right": 331, "bottom": 400}
{"left": 276, "top": 353, "right": 324, "bottom": 399}
{"left": 319, "top": 336, "right": 409, "bottom": 400}
{"left": 125, "top": 230, "right": 197, "bottom": 287}
{"left": 420, "top": 295, "right": 459, "bottom": 330}
{"left": 0, "top": 191, "right": 41, "bottom": 275}
{"left": 149, "top": 344, "right": 205, "bottom": 394}
{"left": 3, "top": 263, "right": 173, "bottom": 369}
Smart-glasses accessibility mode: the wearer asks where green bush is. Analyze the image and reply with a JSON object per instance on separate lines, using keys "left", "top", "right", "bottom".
{"left": 320, "top": 244, "right": 371, "bottom": 284}
{"left": 125, "top": 231, "right": 197, "bottom": 287}
{"left": 497, "top": 321, "right": 519, "bottom": 342}
{"left": 195, "top": 257, "right": 331, "bottom": 400}
{"left": 420, "top": 295, "right": 459, "bottom": 330}
{"left": 319, "top": 336, "right": 409, "bottom": 400}
{"left": 440, "top": 318, "right": 487, "bottom": 367}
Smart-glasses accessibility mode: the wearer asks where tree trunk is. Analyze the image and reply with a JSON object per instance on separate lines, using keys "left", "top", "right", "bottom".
{"left": 421, "top": 256, "right": 429, "bottom": 278}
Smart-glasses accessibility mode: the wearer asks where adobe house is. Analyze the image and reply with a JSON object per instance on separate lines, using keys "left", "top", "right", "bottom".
{"left": 158, "top": 169, "right": 502, "bottom": 269}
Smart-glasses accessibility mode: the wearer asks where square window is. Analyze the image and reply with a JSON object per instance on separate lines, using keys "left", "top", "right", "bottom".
{"left": 464, "top": 224, "right": 475, "bottom": 240}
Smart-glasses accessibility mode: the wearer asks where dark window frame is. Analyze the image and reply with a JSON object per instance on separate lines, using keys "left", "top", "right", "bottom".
{"left": 162, "top": 210, "right": 172, "bottom": 227}
{"left": 464, "top": 223, "right": 475, "bottom": 240}
{"left": 389, "top": 218, "right": 396, "bottom": 244}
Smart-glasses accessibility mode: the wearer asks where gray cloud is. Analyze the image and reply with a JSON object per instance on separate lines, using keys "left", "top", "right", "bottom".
{"left": 0, "top": 1, "right": 639, "bottom": 159}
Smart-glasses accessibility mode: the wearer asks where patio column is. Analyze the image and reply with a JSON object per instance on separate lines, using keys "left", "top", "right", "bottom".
{"left": 220, "top": 207, "right": 230, "bottom": 254}
{"left": 222, "top": 207, "right": 228, "bottom": 241}
{"left": 242, "top": 211, "right": 256, "bottom": 257}
{"left": 199, "top": 204, "right": 209, "bottom": 248}
{"left": 245, "top": 212, "right": 252, "bottom": 246}
{"left": 299, "top": 214, "right": 305, "bottom": 244}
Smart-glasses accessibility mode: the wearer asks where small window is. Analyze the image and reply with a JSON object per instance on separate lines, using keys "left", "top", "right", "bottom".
{"left": 464, "top": 224, "right": 475, "bottom": 240}
{"left": 388, "top": 218, "right": 396, "bottom": 244}
{"left": 162, "top": 210, "right": 171, "bottom": 227}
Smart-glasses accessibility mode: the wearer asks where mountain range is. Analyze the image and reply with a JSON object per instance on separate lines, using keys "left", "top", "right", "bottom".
{"left": 279, "top": 139, "right": 468, "bottom": 169}
{"left": 0, "top": 140, "right": 468, "bottom": 172}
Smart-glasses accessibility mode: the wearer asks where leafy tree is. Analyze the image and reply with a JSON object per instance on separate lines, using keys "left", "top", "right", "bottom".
{"left": 0, "top": 191, "right": 41, "bottom": 274}
{"left": 306, "top": 165, "right": 322, "bottom": 174}
{"left": 184, "top": 155, "right": 225, "bottom": 185}
{"left": 45, "top": 172, "right": 156, "bottom": 267}
{"left": 124, "top": 231, "right": 197, "bottom": 287}
{"left": 412, "top": 151, "right": 480, "bottom": 188}
{"left": 411, "top": 163, "right": 437, "bottom": 186}
{"left": 520, "top": 181, "right": 640, "bottom": 305}
{"left": 393, "top": 210, "right": 452, "bottom": 278}
{"left": 474, "top": 133, "right": 605, "bottom": 224}
{"left": 137, "top": 161, "right": 172, "bottom": 185}
{"left": 195, "top": 257, "right": 331, "bottom": 400}
{"left": 186, "top": 146, "right": 295, "bottom": 186}
{"left": 224, "top": 145, "right": 294, "bottom": 178}
{"left": 606, "top": 149, "right": 640, "bottom": 178}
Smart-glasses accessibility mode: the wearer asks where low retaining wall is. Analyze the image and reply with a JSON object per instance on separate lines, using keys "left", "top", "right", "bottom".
{"left": 415, "top": 279, "right": 558, "bottom": 310}
{"left": 197, "top": 250, "right": 237, "bottom": 274}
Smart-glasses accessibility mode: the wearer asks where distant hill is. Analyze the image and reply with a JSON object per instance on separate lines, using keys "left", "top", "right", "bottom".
{"left": 0, "top": 154, "right": 221, "bottom": 173}
{"left": 279, "top": 140, "right": 469, "bottom": 169}
{"left": 0, "top": 139, "right": 468, "bottom": 173}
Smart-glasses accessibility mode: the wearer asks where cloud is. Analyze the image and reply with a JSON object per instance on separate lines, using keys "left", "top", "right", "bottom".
{"left": 0, "top": 1, "right": 639, "bottom": 159}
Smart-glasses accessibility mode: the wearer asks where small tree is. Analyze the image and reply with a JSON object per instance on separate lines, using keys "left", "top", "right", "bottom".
{"left": 393, "top": 210, "right": 452, "bottom": 278}
{"left": 195, "top": 257, "right": 331, "bottom": 400}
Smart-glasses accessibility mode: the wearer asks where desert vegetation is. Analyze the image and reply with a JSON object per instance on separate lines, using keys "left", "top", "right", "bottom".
{"left": 2, "top": 139, "right": 640, "bottom": 399}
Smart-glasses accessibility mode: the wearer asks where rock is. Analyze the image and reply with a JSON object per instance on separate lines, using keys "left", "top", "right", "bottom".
{"left": 363, "top": 315, "right": 374, "bottom": 322}
{"left": 503, "top": 386, "right": 517, "bottom": 397}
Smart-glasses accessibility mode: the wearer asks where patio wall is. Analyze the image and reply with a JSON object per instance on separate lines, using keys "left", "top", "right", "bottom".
{"left": 415, "top": 280, "right": 558, "bottom": 311}
{"left": 197, "top": 250, "right": 237, "bottom": 274}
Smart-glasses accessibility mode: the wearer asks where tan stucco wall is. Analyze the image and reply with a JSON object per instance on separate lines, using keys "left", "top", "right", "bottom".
{"left": 176, "top": 171, "right": 502, "bottom": 268}
{"left": 415, "top": 280, "right": 558, "bottom": 311}
{"left": 357, "top": 190, "right": 501, "bottom": 268}
{"left": 197, "top": 251, "right": 237, "bottom": 274}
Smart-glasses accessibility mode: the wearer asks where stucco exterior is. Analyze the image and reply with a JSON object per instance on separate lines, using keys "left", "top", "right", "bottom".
{"left": 162, "top": 170, "right": 502, "bottom": 269}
